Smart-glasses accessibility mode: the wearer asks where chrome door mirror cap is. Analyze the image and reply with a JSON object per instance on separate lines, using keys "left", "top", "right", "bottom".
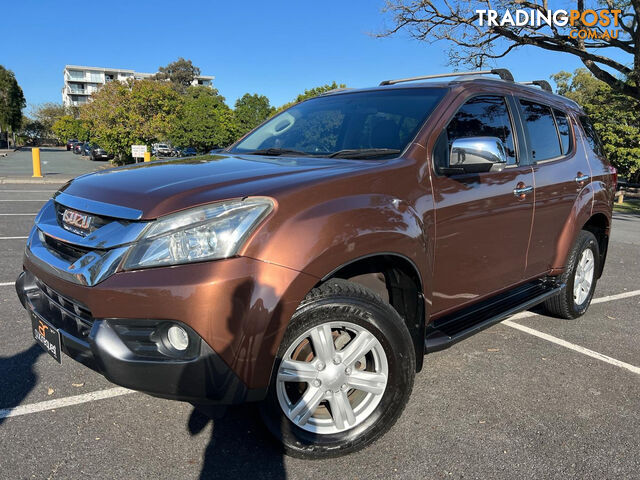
{"left": 449, "top": 136, "right": 508, "bottom": 174}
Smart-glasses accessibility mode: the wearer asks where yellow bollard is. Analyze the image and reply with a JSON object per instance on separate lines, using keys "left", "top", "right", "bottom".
{"left": 32, "top": 148, "right": 42, "bottom": 178}
{"left": 144, "top": 151, "right": 151, "bottom": 162}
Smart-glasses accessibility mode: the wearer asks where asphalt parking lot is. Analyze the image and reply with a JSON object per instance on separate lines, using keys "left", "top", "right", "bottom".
{"left": 0, "top": 184, "right": 638, "bottom": 479}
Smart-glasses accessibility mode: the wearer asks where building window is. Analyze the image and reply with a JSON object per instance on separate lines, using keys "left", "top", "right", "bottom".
{"left": 68, "top": 70, "right": 85, "bottom": 80}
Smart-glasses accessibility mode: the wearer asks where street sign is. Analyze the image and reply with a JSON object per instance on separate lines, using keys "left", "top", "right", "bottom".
{"left": 131, "top": 145, "right": 147, "bottom": 158}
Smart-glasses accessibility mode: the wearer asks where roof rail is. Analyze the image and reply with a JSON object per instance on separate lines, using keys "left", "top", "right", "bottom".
{"left": 520, "top": 80, "right": 553, "bottom": 92}
{"left": 379, "top": 68, "right": 514, "bottom": 86}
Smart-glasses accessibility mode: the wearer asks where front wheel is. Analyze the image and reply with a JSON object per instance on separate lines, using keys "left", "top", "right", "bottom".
{"left": 260, "top": 279, "right": 415, "bottom": 458}
{"left": 543, "top": 230, "right": 599, "bottom": 319}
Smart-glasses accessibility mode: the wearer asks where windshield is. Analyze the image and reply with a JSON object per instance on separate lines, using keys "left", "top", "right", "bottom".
{"left": 230, "top": 88, "right": 446, "bottom": 159}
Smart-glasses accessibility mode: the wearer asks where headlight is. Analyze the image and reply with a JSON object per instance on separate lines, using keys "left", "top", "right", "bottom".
{"left": 123, "top": 197, "right": 273, "bottom": 270}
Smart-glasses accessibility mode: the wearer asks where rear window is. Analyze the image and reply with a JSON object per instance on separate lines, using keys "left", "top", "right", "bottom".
{"left": 553, "top": 109, "right": 572, "bottom": 155}
{"left": 579, "top": 116, "right": 605, "bottom": 157}
{"left": 519, "top": 100, "right": 561, "bottom": 161}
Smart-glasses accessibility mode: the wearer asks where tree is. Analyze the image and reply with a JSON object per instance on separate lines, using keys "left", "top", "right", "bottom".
{"left": 0, "top": 65, "right": 26, "bottom": 143}
{"left": 169, "top": 86, "right": 237, "bottom": 151}
{"left": 276, "top": 82, "right": 346, "bottom": 112}
{"left": 234, "top": 93, "right": 275, "bottom": 135}
{"left": 379, "top": 1, "right": 640, "bottom": 100}
{"left": 553, "top": 68, "right": 640, "bottom": 182}
{"left": 154, "top": 58, "right": 201, "bottom": 91}
{"left": 32, "top": 103, "right": 68, "bottom": 130}
{"left": 19, "top": 117, "right": 47, "bottom": 145}
{"left": 80, "top": 79, "right": 182, "bottom": 163}
{"left": 51, "top": 115, "right": 89, "bottom": 143}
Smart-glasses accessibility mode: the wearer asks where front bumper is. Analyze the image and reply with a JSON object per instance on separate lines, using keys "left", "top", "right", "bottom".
{"left": 16, "top": 269, "right": 267, "bottom": 404}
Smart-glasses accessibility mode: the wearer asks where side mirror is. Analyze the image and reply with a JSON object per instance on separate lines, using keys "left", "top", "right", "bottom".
{"left": 444, "top": 137, "right": 508, "bottom": 175}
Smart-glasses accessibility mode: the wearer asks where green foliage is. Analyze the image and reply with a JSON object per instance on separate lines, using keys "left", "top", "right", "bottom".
{"left": 154, "top": 58, "right": 201, "bottom": 92}
{"left": 0, "top": 65, "right": 26, "bottom": 133}
{"left": 31, "top": 103, "right": 69, "bottom": 134}
{"left": 80, "top": 79, "right": 182, "bottom": 163}
{"left": 552, "top": 69, "right": 640, "bottom": 182}
{"left": 169, "top": 86, "right": 237, "bottom": 151}
{"left": 234, "top": 93, "right": 275, "bottom": 136}
{"left": 52, "top": 115, "right": 89, "bottom": 143}
{"left": 19, "top": 117, "right": 47, "bottom": 144}
{"left": 276, "top": 82, "right": 346, "bottom": 113}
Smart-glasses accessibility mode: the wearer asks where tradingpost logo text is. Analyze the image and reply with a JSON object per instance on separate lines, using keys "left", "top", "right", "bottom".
{"left": 476, "top": 9, "right": 622, "bottom": 40}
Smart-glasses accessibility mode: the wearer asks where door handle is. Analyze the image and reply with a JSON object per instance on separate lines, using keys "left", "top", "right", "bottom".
{"left": 513, "top": 185, "right": 533, "bottom": 199}
{"left": 575, "top": 173, "right": 590, "bottom": 184}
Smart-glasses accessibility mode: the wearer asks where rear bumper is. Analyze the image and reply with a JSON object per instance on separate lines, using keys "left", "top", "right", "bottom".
{"left": 16, "top": 270, "right": 263, "bottom": 404}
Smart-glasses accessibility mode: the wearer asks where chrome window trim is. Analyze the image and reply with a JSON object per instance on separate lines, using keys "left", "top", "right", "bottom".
{"left": 54, "top": 192, "right": 144, "bottom": 220}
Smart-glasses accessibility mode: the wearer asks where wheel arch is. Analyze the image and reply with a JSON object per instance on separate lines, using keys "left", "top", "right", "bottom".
{"left": 318, "top": 253, "right": 427, "bottom": 372}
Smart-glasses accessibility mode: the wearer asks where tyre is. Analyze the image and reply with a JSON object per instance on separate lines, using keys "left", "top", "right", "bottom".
{"left": 543, "top": 230, "right": 599, "bottom": 319}
{"left": 259, "top": 278, "right": 415, "bottom": 458}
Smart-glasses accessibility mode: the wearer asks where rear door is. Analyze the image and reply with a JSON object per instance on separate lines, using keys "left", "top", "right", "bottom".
{"left": 518, "top": 99, "right": 591, "bottom": 277}
{"left": 430, "top": 94, "right": 535, "bottom": 315}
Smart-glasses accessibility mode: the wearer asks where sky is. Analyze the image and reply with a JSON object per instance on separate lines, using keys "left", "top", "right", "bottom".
{"left": 1, "top": 0, "right": 620, "bottom": 113}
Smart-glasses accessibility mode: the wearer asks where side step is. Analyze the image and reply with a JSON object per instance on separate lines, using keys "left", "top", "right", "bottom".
{"left": 425, "top": 281, "right": 563, "bottom": 353}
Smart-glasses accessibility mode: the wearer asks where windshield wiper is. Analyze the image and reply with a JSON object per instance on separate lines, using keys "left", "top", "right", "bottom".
{"left": 245, "top": 148, "right": 313, "bottom": 157}
{"left": 328, "top": 148, "right": 401, "bottom": 159}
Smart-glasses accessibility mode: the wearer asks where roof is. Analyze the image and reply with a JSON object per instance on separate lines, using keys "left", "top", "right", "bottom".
{"left": 321, "top": 74, "right": 582, "bottom": 112}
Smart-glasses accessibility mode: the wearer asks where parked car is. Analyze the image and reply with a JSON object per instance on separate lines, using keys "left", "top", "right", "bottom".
{"left": 16, "top": 69, "right": 615, "bottom": 459}
{"left": 66, "top": 139, "right": 79, "bottom": 151}
{"left": 179, "top": 147, "right": 198, "bottom": 156}
{"left": 73, "top": 142, "right": 84, "bottom": 154}
{"left": 152, "top": 143, "right": 175, "bottom": 157}
{"left": 82, "top": 142, "right": 92, "bottom": 156}
{"left": 89, "top": 145, "right": 113, "bottom": 161}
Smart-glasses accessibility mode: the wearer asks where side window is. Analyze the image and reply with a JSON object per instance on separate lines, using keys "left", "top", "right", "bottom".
{"left": 579, "top": 115, "right": 605, "bottom": 157}
{"left": 519, "top": 100, "right": 562, "bottom": 161}
{"left": 553, "top": 109, "right": 572, "bottom": 155}
{"left": 444, "top": 96, "right": 517, "bottom": 165}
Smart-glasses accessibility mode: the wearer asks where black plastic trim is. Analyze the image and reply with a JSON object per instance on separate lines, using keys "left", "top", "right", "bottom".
{"left": 425, "top": 281, "right": 563, "bottom": 352}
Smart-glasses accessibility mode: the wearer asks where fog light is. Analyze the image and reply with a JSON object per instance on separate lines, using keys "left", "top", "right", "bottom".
{"left": 167, "top": 325, "right": 189, "bottom": 351}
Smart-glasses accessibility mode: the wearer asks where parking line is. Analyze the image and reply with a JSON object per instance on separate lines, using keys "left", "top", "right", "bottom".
{"left": 502, "top": 319, "right": 640, "bottom": 375}
{"left": 0, "top": 213, "right": 37, "bottom": 216}
{"left": 0, "top": 237, "right": 27, "bottom": 240}
{"left": 0, "top": 200, "right": 49, "bottom": 202}
{"left": 0, "top": 282, "right": 14, "bottom": 286}
{"left": 2, "top": 288, "right": 639, "bottom": 421}
{"left": 0, "top": 190, "right": 56, "bottom": 193}
{"left": 0, "top": 387, "right": 135, "bottom": 420}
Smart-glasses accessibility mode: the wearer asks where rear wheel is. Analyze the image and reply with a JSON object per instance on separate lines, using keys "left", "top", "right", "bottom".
{"left": 260, "top": 279, "right": 415, "bottom": 458}
{"left": 543, "top": 230, "right": 599, "bottom": 319}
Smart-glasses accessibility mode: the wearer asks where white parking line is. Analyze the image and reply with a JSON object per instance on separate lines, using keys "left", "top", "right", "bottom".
{"left": 2, "top": 288, "right": 639, "bottom": 421}
{"left": 0, "top": 282, "right": 14, "bottom": 286}
{"left": 0, "top": 199, "right": 49, "bottom": 202}
{"left": 0, "top": 213, "right": 37, "bottom": 216}
{"left": 0, "top": 236, "right": 27, "bottom": 240}
{"left": 503, "top": 320, "right": 640, "bottom": 375}
{"left": 0, "top": 190, "right": 56, "bottom": 193}
{"left": 0, "top": 387, "right": 135, "bottom": 420}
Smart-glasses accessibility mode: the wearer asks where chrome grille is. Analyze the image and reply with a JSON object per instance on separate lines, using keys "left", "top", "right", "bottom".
{"left": 54, "top": 202, "right": 110, "bottom": 234}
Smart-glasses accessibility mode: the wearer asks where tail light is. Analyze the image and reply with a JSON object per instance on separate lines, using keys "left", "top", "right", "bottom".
{"left": 609, "top": 165, "right": 618, "bottom": 190}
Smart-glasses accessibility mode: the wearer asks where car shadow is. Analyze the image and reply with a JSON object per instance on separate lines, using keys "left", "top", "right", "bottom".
{"left": 0, "top": 344, "right": 44, "bottom": 425}
{"left": 187, "top": 405, "right": 287, "bottom": 479}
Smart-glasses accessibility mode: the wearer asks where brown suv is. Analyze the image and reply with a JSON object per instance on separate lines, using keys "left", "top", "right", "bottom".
{"left": 16, "top": 69, "right": 615, "bottom": 458}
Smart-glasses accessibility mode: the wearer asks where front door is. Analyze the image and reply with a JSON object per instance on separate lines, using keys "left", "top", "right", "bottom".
{"left": 430, "top": 95, "right": 534, "bottom": 315}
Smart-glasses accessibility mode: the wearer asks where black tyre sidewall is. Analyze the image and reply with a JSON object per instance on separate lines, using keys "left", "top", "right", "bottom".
{"left": 565, "top": 232, "right": 599, "bottom": 317}
{"left": 261, "top": 293, "right": 415, "bottom": 458}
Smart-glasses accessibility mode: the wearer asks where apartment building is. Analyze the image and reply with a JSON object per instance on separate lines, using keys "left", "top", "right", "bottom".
{"left": 62, "top": 65, "right": 215, "bottom": 106}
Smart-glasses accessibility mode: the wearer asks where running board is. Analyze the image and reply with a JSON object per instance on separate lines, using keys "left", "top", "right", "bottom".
{"left": 425, "top": 281, "right": 563, "bottom": 353}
